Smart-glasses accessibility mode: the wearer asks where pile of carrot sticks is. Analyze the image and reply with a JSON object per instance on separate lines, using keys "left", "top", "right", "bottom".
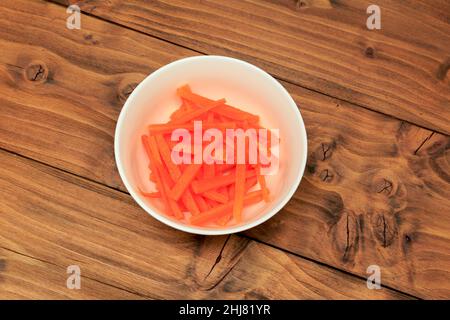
{"left": 141, "top": 85, "right": 272, "bottom": 227}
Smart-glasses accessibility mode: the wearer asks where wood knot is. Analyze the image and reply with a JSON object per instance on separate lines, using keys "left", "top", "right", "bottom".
{"left": 24, "top": 61, "right": 48, "bottom": 83}
{"left": 296, "top": 0, "right": 308, "bottom": 9}
{"left": 364, "top": 47, "right": 375, "bottom": 58}
{"left": 436, "top": 58, "right": 450, "bottom": 81}
{"left": 319, "top": 168, "right": 334, "bottom": 182}
{"left": 331, "top": 210, "right": 359, "bottom": 263}
{"left": 116, "top": 74, "right": 146, "bottom": 104}
{"left": 376, "top": 178, "right": 393, "bottom": 195}
{"left": 119, "top": 82, "right": 138, "bottom": 102}
{"left": 372, "top": 212, "right": 397, "bottom": 248}
{"left": 319, "top": 141, "right": 335, "bottom": 161}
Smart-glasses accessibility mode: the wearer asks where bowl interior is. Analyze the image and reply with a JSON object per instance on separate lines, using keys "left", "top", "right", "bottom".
{"left": 115, "top": 56, "right": 307, "bottom": 235}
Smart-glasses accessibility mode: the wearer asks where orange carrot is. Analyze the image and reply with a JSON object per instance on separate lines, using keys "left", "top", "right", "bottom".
{"left": 170, "top": 99, "right": 226, "bottom": 125}
{"left": 191, "top": 191, "right": 263, "bottom": 225}
{"left": 148, "top": 121, "right": 236, "bottom": 134}
{"left": 169, "top": 163, "right": 202, "bottom": 201}
{"left": 228, "top": 176, "right": 258, "bottom": 199}
{"left": 202, "top": 190, "right": 228, "bottom": 204}
{"left": 139, "top": 190, "right": 161, "bottom": 198}
{"left": 233, "top": 164, "right": 246, "bottom": 222}
{"left": 155, "top": 134, "right": 181, "bottom": 180}
{"left": 181, "top": 189, "right": 200, "bottom": 215}
{"left": 203, "top": 163, "right": 215, "bottom": 178}
{"left": 191, "top": 169, "right": 256, "bottom": 194}
{"left": 256, "top": 164, "right": 270, "bottom": 202}
{"left": 177, "top": 85, "right": 259, "bottom": 122}
{"left": 142, "top": 135, "right": 172, "bottom": 216}
{"left": 141, "top": 85, "right": 274, "bottom": 226}
{"left": 193, "top": 194, "right": 209, "bottom": 212}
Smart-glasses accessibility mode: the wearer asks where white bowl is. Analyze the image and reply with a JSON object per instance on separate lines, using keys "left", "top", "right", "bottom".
{"left": 115, "top": 56, "right": 307, "bottom": 235}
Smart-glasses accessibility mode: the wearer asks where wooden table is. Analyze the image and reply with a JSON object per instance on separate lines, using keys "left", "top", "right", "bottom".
{"left": 1, "top": 0, "right": 449, "bottom": 299}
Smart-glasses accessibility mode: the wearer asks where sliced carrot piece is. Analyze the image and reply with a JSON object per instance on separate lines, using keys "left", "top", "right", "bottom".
{"left": 203, "top": 163, "right": 215, "bottom": 178}
{"left": 169, "top": 163, "right": 202, "bottom": 201}
{"left": 142, "top": 135, "right": 172, "bottom": 216}
{"left": 139, "top": 190, "right": 161, "bottom": 198}
{"left": 202, "top": 190, "right": 228, "bottom": 204}
{"left": 229, "top": 176, "right": 258, "bottom": 199}
{"left": 155, "top": 134, "right": 181, "bottom": 180}
{"left": 148, "top": 121, "right": 236, "bottom": 134}
{"left": 207, "top": 112, "right": 215, "bottom": 123}
{"left": 218, "top": 186, "right": 229, "bottom": 201}
{"left": 181, "top": 188, "right": 200, "bottom": 215}
{"left": 191, "top": 191, "right": 263, "bottom": 225}
{"left": 191, "top": 169, "right": 256, "bottom": 194}
{"left": 193, "top": 194, "right": 209, "bottom": 212}
{"left": 204, "top": 198, "right": 218, "bottom": 209}
{"left": 177, "top": 85, "right": 259, "bottom": 122}
{"left": 256, "top": 164, "right": 270, "bottom": 202}
{"left": 233, "top": 164, "right": 246, "bottom": 222}
{"left": 215, "top": 163, "right": 236, "bottom": 173}
{"left": 216, "top": 213, "right": 231, "bottom": 226}
{"left": 170, "top": 99, "right": 225, "bottom": 125}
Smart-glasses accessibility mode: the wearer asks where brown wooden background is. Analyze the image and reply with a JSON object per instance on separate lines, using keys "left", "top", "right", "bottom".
{"left": 0, "top": 0, "right": 449, "bottom": 299}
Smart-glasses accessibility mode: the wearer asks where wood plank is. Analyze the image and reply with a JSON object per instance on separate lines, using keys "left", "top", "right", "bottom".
{"left": 0, "top": 247, "right": 141, "bottom": 299}
{"left": 0, "top": 0, "right": 448, "bottom": 298}
{"left": 53, "top": 0, "right": 450, "bottom": 134}
{"left": 0, "top": 150, "right": 407, "bottom": 299}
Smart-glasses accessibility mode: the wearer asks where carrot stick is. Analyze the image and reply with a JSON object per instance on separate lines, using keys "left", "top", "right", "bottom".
{"left": 256, "top": 164, "right": 270, "bottom": 202}
{"left": 139, "top": 190, "right": 161, "bottom": 198}
{"left": 191, "top": 191, "right": 263, "bottom": 225}
{"left": 155, "top": 134, "right": 181, "bottom": 180}
{"left": 157, "top": 133, "right": 200, "bottom": 213}
{"left": 193, "top": 194, "right": 209, "bottom": 212}
{"left": 142, "top": 135, "right": 172, "bottom": 216}
{"left": 215, "top": 163, "right": 235, "bottom": 173}
{"left": 228, "top": 176, "right": 258, "bottom": 199}
{"left": 181, "top": 189, "right": 200, "bottom": 215}
{"left": 191, "top": 169, "right": 256, "bottom": 194}
{"left": 233, "top": 164, "right": 246, "bottom": 222}
{"left": 202, "top": 190, "right": 228, "bottom": 204}
{"left": 177, "top": 85, "right": 259, "bottom": 122}
{"left": 170, "top": 99, "right": 226, "bottom": 125}
{"left": 154, "top": 154, "right": 184, "bottom": 219}
{"left": 204, "top": 198, "right": 218, "bottom": 209}
{"left": 169, "top": 163, "right": 202, "bottom": 201}
{"left": 216, "top": 213, "right": 231, "bottom": 226}
{"left": 148, "top": 121, "right": 236, "bottom": 134}
{"left": 228, "top": 184, "right": 235, "bottom": 200}
{"left": 203, "top": 163, "right": 215, "bottom": 178}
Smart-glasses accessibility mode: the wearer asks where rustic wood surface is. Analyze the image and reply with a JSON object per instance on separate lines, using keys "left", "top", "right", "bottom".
{"left": 54, "top": 0, "right": 450, "bottom": 135}
{"left": 0, "top": 150, "right": 408, "bottom": 299}
{"left": 0, "top": 0, "right": 448, "bottom": 299}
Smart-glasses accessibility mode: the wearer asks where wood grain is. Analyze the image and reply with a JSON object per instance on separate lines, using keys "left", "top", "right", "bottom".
{"left": 53, "top": 0, "right": 450, "bottom": 134}
{"left": 0, "top": 150, "right": 408, "bottom": 299}
{"left": 0, "top": 248, "right": 140, "bottom": 299}
{"left": 0, "top": 0, "right": 448, "bottom": 298}
{"left": 245, "top": 88, "right": 450, "bottom": 298}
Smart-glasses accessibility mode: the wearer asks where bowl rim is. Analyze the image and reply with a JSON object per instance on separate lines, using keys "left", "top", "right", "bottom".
{"left": 115, "top": 55, "right": 308, "bottom": 235}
